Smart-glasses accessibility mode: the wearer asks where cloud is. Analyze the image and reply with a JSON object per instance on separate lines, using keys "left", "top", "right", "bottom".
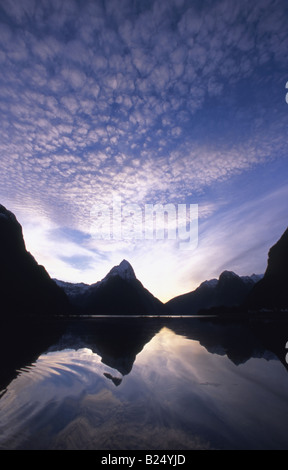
{"left": 0, "top": 0, "right": 288, "bottom": 298}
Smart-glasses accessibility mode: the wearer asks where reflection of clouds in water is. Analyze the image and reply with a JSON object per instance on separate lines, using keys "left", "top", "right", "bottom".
{"left": 0, "top": 333, "right": 215, "bottom": 450}
{"left": 51, "top": 347, "right": 213, "bottom": 450}
{"left": 0, "top": 325, "right": 288, "bottom": 450}
{"left": 0, "top": 341, "right": 212, "bottom": 450}
{"left": 54, "top": 419, "right": 211, "bottom": 451}
{"left": 0, "top": 348, "right": 120, "bottom": 449}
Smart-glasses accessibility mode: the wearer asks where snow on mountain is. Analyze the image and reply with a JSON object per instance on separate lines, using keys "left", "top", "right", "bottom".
{"left": 241, "top": 274, "right": 264, "bottom": 285}
{"left": 54, "top": 280, "right": 91, "bottom": 297}
{"left": 54, "top": 260, "right": 136, "bottom": 300}
{"left": 199, "top": 278, "right": 219, "bottom": 289}
{"left": 101, "top": 259, "right": 136, "bottom": 282}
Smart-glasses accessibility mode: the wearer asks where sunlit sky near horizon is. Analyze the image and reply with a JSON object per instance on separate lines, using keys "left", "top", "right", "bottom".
{"left": 1, "top": 0, "right": 288, "bottom": 302}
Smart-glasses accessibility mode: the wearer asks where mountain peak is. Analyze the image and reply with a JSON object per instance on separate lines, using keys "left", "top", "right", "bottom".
{"left": 266, "top": 227, "right": 288, "bottom": 278}
{"left": 0, "top": 204, "right": 19, "bottom": 226}
{"left": 0, "top": 204, "right": 27, "bottom": 254}
{"left": 245, "top": 227, "right": 288, "bottom": 310}
{"left": 219, "top": 271, "right": 239, "bottom": 282}
{"left": 105, "top": 259, "right": 136, "bottom": 282}
{"left": 0, "top": 203, "right": 70, "bottom": 315}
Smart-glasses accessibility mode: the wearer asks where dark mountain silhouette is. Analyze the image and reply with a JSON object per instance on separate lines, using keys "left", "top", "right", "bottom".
{"left": 245, "top": 228, "right": 288, "bottom": 311}
{"left": 54, "top": 317, "right": 164, "bottom": 376}
{"left": 0, "top": 204, "right": 70, "bottom": 317}
{"left": 55, "top": 260, "right": 165, "bottom": 315}
{"left": 167, "top": 317, "right": 288, "bottom": 371}
{"left": 2, "top": 203, "right": 288, "bottom": 318}
{"left": 165, "top": 271, "right": 262, "bottom": 315}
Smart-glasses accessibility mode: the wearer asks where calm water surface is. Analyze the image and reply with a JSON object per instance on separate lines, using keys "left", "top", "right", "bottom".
{"left": 0, "top": 316, "right": 287, "bottom": 450}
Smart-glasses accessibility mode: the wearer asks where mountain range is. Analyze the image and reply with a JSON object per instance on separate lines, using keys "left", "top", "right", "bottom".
{"left": 55, "top": 268, "right": 263, "bottom": 316}
{"left": 0, "top": 203, "right": 288, "bottom": 317}
{"left": 54, "top": 259, "right": 165, "bottom": 315}
{"left": 165, "top": 271, "right": 263, "bottom": 315}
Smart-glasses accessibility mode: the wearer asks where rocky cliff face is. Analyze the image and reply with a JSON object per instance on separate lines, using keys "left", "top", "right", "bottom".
{"left": 245, "top": 228, "right": 288, "bottom": 311}
{"left": 0, "top": 205, "right": 69, "bottom": 317}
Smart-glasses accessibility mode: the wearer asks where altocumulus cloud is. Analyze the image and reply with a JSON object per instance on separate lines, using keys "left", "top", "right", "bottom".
{"left": 0, "top": 0, "right": 288, "bottom": 299}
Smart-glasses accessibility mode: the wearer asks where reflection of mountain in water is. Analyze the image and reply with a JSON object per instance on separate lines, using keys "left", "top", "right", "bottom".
{"left": 56, "top": 317, "right": 288, "bottom": 376}
{"left": 51, "top": 317, "right": 164, "bottom": 376}
{"left": 164, "top": 318, "right": 288, "bottom": 369}
{"left": 0, "top": 317, "right": 287, "bottom": 394}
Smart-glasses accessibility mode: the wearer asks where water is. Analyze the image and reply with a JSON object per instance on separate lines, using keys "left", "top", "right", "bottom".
{"left": 0, "top": 316, "right": 287, "bottom": 450}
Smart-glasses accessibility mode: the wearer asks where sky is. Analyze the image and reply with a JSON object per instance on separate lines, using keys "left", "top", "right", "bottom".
{"left": 0, "top": 0, "right": 288, "bottom": 302}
